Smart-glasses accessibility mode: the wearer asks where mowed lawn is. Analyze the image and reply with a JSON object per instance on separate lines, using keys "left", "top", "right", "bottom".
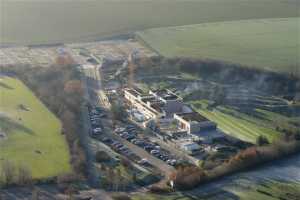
{"left": 0, "top": 76, "right": 71, "bottom": 179}
{"left": 190, "top": 100, "right": 281, "bottom": 143}
{"left": 137, "top": 17, "right": 300, "bottom": 75}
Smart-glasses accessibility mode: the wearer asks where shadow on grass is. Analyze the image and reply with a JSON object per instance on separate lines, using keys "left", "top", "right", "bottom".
{"left": 0, "top": 82, "right": 14, "bottom": 90}
{"left": 0, "top": 115, "right": 35, "bottom": 135}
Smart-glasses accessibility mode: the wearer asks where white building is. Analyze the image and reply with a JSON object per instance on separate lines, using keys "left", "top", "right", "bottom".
{"left": 174, "top": 112, "right": 217, "bottom": 134}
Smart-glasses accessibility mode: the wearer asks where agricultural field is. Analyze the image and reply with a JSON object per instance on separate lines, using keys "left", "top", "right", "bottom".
{"left": 137, "top": 17, "right": 300, "bottom": 75}
{"left": 1, "top": 0, "right": 298, "bottom": 45}
{"left": 0, "top": 76, "right": 71, "bottom": 179}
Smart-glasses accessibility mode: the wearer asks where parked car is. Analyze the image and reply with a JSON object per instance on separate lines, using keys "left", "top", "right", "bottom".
{"left": 150, "top": 150, "right": 160, "bottom": 154}
{"left": 159, "top": 154, "right": 169, "bottom": 161}
{"left": 167, "top": 159, "right": 177, "bottom": 166}
{"left": 101, "top": 137, "right": 112, "bottom": 144}
{"left": 115, "top": 144, "right": 123, "bottom": 149}
{"left": 138, "top": 158, "right": 149, "bottom": 165}
{"left": 144, "top": 145, "right": 154, "bottom": 152}
{"left": 115, "top": 127, "right": 126, "bottom": 133}
{"left": 125, "top": 135, "right": 135, "bottom": 141}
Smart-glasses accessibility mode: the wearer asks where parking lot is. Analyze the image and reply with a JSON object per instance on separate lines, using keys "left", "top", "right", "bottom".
{"left": 87, "top": 105, "right": 174, "bottom": 175}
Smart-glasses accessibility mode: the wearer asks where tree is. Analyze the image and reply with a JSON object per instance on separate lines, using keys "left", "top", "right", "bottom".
{"left": 17, "top": 165, "right": 32, "bottom": 186}
{"left": 95, "top": 151, "right": 111, "bottom": 163}
{"left": 256, "top": 135, "right": 270, "bottom": 146}
{"left": 169, "top": 165, "right": 206, "bottom": 190}
{"left": 1, "top": 160, "right": 16, "bottom": 186}
{"left": 111, "top": 103, "right": 128, "bottom": 121}
{"left": 213, "top": 85, "right": 226, "bottom": 105}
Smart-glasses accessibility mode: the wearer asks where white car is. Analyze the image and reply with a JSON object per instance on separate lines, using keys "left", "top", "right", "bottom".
{"left": 138, "top": 158, "right": 149, "bottom": 165}
{"left": 167, "top": 159, "right": 177, "bottom": 166}
{"left": 93, "top": 128, "right": 102, "bottom": 134}
{"left": 150, "top": 150, "right": 160, "bottom": 154}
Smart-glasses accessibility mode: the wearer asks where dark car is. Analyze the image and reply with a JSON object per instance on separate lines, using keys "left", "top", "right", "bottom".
{"left": 125, "top": 135, "right": 135, "bottom": 141}
{"left": 144, "top": 145, "right": 154, "bottom": 152}
{"left": 101, "top": 137, "right": 112, "bottom": 144}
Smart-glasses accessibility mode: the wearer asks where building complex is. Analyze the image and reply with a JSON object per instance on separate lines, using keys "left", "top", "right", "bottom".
{"left": 124, "top": 87, "right": 222, "bottom": 146}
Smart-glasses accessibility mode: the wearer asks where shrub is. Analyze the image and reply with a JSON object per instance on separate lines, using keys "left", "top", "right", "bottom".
{"left": 149, "top": 185, "right": 172, "bottom": 194}
{"left": 95, "top": 151, "right": 111, "bottom": 163}
{"left": 256, "top": 135, "right": 270, "bottom": 146}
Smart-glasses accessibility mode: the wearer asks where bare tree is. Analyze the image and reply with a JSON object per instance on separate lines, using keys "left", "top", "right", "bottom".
{"left": 18, "top": 165, "right": 33, "bottom": 186}
{"left": 1, "top": 160, "right": 16, "bottom": 186}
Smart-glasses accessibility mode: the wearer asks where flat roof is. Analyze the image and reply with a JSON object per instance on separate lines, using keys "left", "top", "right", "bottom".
{"left": 150, "top": 101, "right": 165, "bottom": 113}
{"left": 125, "top": 88, "right": 140, "bottom": 97}
{"left": 151, "top": 89, "right": 179, "bottom": 100}
{"left": 163, "top": 94, "right": 178, "bottom": 100}
{"left": 133, "top": 86, "right": 145, "bottom": 95}
{"left": 176, "top": 112, "right": 209, "bottom": 123}
{"left": 141, "top": 96, "right": 156, "bottom": 103}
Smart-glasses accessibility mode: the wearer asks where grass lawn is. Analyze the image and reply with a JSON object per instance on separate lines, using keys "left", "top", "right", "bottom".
{"left": 137, "top": 17, "right": 300, "bottom": 75}
{"left": 190, "top": 100, "right": 281, "bottom": 143}
{"left": 0, "top": 76, "right": 71, "bottom": 179}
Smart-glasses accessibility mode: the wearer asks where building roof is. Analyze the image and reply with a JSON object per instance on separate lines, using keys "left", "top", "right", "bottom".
{"left": 141, "top": 96, "right": 156, "bottom": 103}
{"left": 125, "top": 88, "right": 140, "bottom": 97}
{"left": 180, "top": 142, "right": 201, "bottom": 150}
{"left": 151, "top": 89, "right": 180, "bottom": 101}
{"left": 150, "top": 101, "right": 165, "bottom": 113}
{"left": 176, "top": 112, "right": 209, "bottom": 123}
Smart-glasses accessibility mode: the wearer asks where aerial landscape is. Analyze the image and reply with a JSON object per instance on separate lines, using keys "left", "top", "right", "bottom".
{"left": 0, "top": 0, "right": 299, "bottom": 200}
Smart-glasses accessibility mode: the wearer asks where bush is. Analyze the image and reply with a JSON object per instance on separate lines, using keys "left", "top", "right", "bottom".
{"left": 149, "top": 185, "right": 172, "bottom": 194}
{"left": 95, "top": 151, "right": 111, "bottom": 163}
{"left": 256, "top": 135, "right": 270, "bottom": 146}
{"left": 111, "top": 102, "right": 128, "bottom": 121}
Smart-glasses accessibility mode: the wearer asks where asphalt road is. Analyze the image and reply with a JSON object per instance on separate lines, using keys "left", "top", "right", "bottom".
{"left": 80, "top": 66, "right": 102, "bottom": 187}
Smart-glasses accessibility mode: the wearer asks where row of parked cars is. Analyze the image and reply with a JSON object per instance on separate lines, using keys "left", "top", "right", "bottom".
{"left": 100, "top": 136, "right": 154, "bottom": 168}
{"left": 87, "top": 106, "right": 154, "bottom": 168}
{"left": 115, "top": 125, "right": 177, "bottom": 166}
{"left": 88, "top": 106, "right": 106, "bottom": 138}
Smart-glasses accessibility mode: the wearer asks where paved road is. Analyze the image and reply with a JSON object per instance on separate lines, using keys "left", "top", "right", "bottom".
{"left": 80, "top": 66, "right": 102, "bottom": 187}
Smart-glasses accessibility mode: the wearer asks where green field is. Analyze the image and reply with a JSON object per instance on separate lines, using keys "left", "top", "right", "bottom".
{"left": 1, "top": 0, "right": 298, "bottom": 45}
{"left": 190, "top": 100, "right": 283, "bottom": 143}
{"left": 137, "top": 17, "right": 300, "bottom": 74}
{"left": 0, "top": 76, "right": 71, "bottom": 179}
